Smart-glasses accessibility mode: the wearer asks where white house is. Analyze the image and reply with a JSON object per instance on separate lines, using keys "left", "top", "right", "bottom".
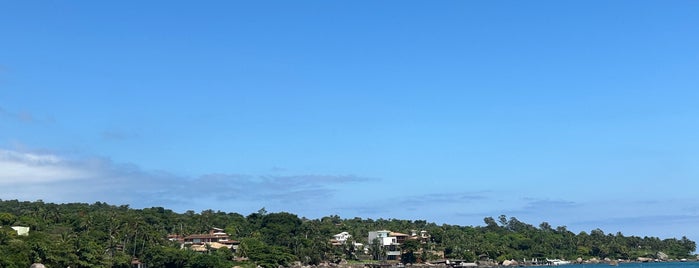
{"left": 368, "top": 230, "right": 395, "bottom": 246}
{"left": 333, "top": 232, "right": 352, "bottom": 244}
{"left": 368, "top": 230, "right": 403, "bottom": 260}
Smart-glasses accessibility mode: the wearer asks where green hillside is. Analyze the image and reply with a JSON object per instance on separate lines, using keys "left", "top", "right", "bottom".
{"left": 0, "top": 200, "right": 695, "bottom": 268}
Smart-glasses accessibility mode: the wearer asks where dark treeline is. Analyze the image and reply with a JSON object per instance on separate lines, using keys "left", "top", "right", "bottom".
{"left": 0, "top": 200, "right": 695, "bottom": 268}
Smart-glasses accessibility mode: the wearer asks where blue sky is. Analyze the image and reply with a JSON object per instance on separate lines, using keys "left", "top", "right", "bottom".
{"left": 2, "top": 0, "right": 699, "bottom": 243}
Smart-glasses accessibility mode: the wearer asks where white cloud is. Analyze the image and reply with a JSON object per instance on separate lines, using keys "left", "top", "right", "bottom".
{"left": 175, "top": 173, "right": 371, "bottom": 205}
{"left": 1, "top": 148, "right": 697, "bottom": 242}
{"left": 0, "top": 149, "right": 94, "bottom": 183}
{"left": 0, "top": 148, "right": 372, "bottom": 214}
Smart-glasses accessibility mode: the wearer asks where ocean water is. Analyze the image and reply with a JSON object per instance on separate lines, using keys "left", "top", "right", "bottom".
{"left": 565, "top": 263, "right": 699, "bottom": 268}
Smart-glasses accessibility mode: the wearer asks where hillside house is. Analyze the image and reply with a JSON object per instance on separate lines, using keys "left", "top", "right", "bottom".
{"left": 410, "top": 230, "right": 431, "bottom": 244}
{"left": 177, "top": 228, "right": 239, "bottom": 252}
{"left": 367, "top": 230, "right": 431, "bottom": 261}
{"left": 331, "top": 231, "right": 352, "bottom": 245}
{"left": 331, "top": 231, "right": 364, "bottom": 252}
{"left": 368, "top": 230, "right": 404, "bottom": 261}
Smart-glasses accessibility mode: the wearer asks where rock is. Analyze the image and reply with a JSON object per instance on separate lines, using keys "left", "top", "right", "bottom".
{"left": 589, "top": 258, "right": 600, "bottom": 264}
{"left": 502, "top": 260, "right": 512, "bottom": 266}
{"left": 657, "top": 252, "right": 669, "bottom": 261}
{"left": 576, "top": 258, "right": 583, "bottom": 263}
{"left": 30, "top": 264, "right": 46, "bottom": 268}
{"left": 510, "top": 260, "right": 519, "bottom": 266}
{"left": 481, "top": 260, "right": 496, "bottom": 265}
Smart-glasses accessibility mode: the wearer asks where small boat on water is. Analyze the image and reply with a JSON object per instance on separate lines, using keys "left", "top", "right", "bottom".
{"left": 546, "top": 259, "right": 572, "bottom": 265}
{"left": 453, "top": 262, "right": 478, "bottom": 268}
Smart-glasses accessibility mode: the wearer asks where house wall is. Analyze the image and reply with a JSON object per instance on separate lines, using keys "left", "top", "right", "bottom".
{"left": 11, "top": 226, "right": 29, "bottom": 236}
{"left": 367, "top": 230, "right": 404, "bottom": 261}
{"left": 368, "top": 231, "right": 393, "bottom": 243}
{"left": 368, "top": 230, "right": 397, "bottom": 246}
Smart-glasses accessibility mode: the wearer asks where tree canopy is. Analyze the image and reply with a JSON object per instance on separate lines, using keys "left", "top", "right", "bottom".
{"left": 0, "top": 200, "right": 694, "bottom": 268}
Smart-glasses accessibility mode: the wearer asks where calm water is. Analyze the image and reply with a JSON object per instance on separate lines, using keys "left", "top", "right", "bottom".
{"left": 562, "top": 263, "right": 699, "bottom": 268}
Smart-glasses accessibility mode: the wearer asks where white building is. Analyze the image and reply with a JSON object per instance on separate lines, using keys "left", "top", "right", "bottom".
{"left": 368, "top": 230, "right": 403, "bottom": 260}
{"left": 11, "top": 226, "right": 29, "bottom": 236}
{"left": 333, "top": 232, "right": 352, "bottom": 244}
{"left": 368, "top": 230, "right": 396, "bottom": 246}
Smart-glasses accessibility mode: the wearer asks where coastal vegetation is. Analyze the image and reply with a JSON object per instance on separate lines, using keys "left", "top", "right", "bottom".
{"left": 0, "top": 200, "right": 695, "bottom": 268}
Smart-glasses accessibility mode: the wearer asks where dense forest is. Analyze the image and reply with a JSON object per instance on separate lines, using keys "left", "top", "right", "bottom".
{"left": 0, "top": 200, "right": 695, "bottom": 268}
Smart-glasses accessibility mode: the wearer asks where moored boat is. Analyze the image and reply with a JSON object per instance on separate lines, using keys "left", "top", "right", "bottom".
{"left": 546, "top": 259, "right": 572, "bottom": 265}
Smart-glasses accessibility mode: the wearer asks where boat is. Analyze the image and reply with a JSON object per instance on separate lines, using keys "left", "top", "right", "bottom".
{"left": 546, "top": 259, "right": 572, "bottom": 265}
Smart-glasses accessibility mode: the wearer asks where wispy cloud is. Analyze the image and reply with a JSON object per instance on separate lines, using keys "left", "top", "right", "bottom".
{"left": 269, "top": 166, "right": 287, "bottom": 172}
{"left": 181, "top": 173, "right": 371, "bottom": 204}
{"left": 100, "top": 130, "right": 139, "bottom": 141}
{"left": 400, "top": 192, "right": 489, "bottom": 207}
{"left": 0, "top": 107, "right": 52, "bottom": 124}
{"left": 2, "top": 147, "right": 698, "bottom": 242}
{"left": 520, "top": 198, "right": 579, "bottom": 211}
{"left": 0, "top": 149, "right": 179, "bottom": 205}
{"left": 0, "top": 149, "right": 94, "bottom": 183}
{"left": 0, "top": 148, "right": 371, "bottom": 212}
{"left": 342, "top": 191, "right": 490, "bottom": 218}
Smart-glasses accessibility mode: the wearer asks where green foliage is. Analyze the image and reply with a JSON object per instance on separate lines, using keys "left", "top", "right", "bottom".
{"left": 0, "top": 212, "right": 15, "bottom": 225}
{"left": 369, "top": 238, "right": 384, "bottom": 260}
{"left": 190, "top": 253, "right": 229, "bottom": 268}
{"left": 143, "top": 245, "right": 194, "bottom": 268}
{"left": 0, "top": 200, "right": 696, "bottom": 267}
{"left": 400, "top": 239, "right": 420, "bottom": 264}
{"left": 241, "top": 237, "right": 297, "bottom": 268}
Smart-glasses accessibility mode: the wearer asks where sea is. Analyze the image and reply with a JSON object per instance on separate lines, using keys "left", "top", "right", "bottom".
{"left": 562, "top": 263, "right": 699, "bottom": 268}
